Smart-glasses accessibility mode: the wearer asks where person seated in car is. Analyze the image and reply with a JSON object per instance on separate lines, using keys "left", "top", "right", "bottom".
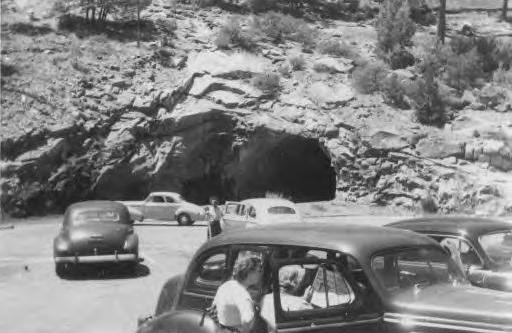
{"left": 260, "top": 265, "right": 314, "bottom": 332}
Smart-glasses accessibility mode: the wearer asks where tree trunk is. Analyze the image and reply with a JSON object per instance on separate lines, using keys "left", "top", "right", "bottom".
{"left": 438, "top": 0, "right": 446, "bottom": 44}
{"left": 503, "top": 0, "right": 509, "bottom": 21}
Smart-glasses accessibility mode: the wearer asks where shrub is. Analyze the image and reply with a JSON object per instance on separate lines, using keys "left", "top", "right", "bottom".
{"left": 215, "top": 17, "right": 258, "bottom": 51}
{"left": 493, "top": 65, "right": 512, "bottom": 88}
{"left": 317, "top": 39, "right": 355, "bottom": 58}
{"left": 277, "top": 63, "right": 291, "bottom": 77}
{"left": 376, "top": 0, "right": 416, "bottom": 54}
{"left": 155, "top": 18, "right": 178, "bottom": 35}
{"left": 381, "top": 73, "right": 409, "bottom": 108}
{"left": 388, "top": 48, "right": 415, "bottom": 69}
{"left": 252, "top": 12, "right": 316, "bottom": 47}
{"left": 408, "top": 71, "right": 447, "bottom": 126}
{"left": 420, "top": 195, "right": 438, "bottom": 214}
{"left": 494, "top": 38, "right": 512, "bottom": 70}
{"left": 288, "top": 54, "right": 306, "bottom": 70}
{"left": 351, "top": 60, "right": 389, "bottom": 94}
{"left": 444, "top": 48, "right": 483, "bottom": 91}
{"left": 409, "top": 3, "right": 436, "bottom": 26}
{"left": 252, "top": 72, "right": 281, "bottom": 95}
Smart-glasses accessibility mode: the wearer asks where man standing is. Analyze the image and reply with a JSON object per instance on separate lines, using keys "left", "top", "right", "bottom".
{"left": 206, "top": 197, "right": 223, "bottom": 239}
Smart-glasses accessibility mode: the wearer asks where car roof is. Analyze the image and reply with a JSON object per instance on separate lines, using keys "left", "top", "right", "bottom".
{"left": 150, "top": 192, "right": 181, "bottom": 197}
{"left": 67, "top": 200, "right": 127, "bottom": 211}
{"left": 202, "top": 223, "right": 438, "bottom": 263}
{"left": 240, "top": 198, "right": 296, "bottom": 210}
{"left": 387, "top": 216, "right": 512, "bottom": 237}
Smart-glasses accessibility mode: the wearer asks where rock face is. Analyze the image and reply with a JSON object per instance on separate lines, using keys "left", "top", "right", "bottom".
{"left": 2, "top": 10, "right": 511, "bottom": 219}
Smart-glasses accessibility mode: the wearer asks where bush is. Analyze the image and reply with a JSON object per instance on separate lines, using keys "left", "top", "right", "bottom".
{"left": 376, "top": 0, "right": 416, "bottom": 54}
{"left": 252, "top": 12, "right": 316, "bottom": 47}
{"left": 317, "top": 39, "right": 355, "bottom": 58}
{"left": 420, "top": 195, "right": 439, "bottom": 214}
{"left": 444, "top": 48, "right": 483, "bottom": 91}
{"left": 215, "top": 17, "right": 258, "bottom": 51}
{"left": 388, "top": 48, "right": 415, "bottom": 69}
{"left": 288, "top": 54, "right": 306, "bottom": 70}
{"left": 493, "top": 65, "right": 512, "bottom": 88}
{"left": 408, "top": 72, "right": 447, "bottom": 126}
{"left": 351, "top": 60, "right": 389, "bottom": 94}
{"left": 252, "top": 72, "right": 281, "bottom": 95}
{"left": 409, "top": 3, "right": 436, "bottom": 26}
{"left": 381, "top": 73, "right": 409, "bottom": 108}
{"left": 494, "top": 38, "right": 512, "bottom": 70}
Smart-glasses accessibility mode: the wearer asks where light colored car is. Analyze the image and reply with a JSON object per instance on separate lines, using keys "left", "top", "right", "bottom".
{"left": 222, "top": 198, "right": 302, "bottom": 232}
{"left": 119, "top": 192, "right": 204, "bottom": 225}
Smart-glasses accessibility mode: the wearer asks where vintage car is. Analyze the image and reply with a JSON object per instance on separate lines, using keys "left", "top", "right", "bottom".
{"left": 137, "top": 223, "right": 512, "bottom": 333}
{"left": 222, "top": 198, "right": 302, "bottom": 232}
{"left": 119, "top": 192, "right": 204, "bottom": 225}
{"left": 53, "top": 201, "right": 139, "bottom": 275}
{"left": 387, "top": 216, "right": 512, "bottom": 292}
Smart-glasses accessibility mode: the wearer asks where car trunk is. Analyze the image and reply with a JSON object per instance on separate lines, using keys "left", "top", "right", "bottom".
{"left": 68, "top": 222, "right": 130, "bottom": 255}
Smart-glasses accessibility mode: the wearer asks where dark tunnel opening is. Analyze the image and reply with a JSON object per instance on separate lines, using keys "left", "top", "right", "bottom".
{"left": 181, "top": 136, "right": 337, "bottom": 204}
{"left": 234, "top": 137, "right": 337, "bottom": 202}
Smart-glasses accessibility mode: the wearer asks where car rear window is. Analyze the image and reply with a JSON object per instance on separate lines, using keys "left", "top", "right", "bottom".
{"left": 268, "top": 206, "right": 296, "bottom": 214}
{"left": 73, "top": 210, "right": 120, "bottom": 224}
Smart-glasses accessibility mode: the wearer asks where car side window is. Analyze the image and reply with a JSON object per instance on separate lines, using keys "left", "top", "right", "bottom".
{"left": 187, "top": 250, "right": 228, "bottom": 293}
{"left": 433, "top": 236, "right": 482, "bottom": 267}
{"left": 164, "top": 196, "right": 175, "bottom": 203}
{"left": 248, "top": 206, "right": 256, "bottom": 219}
{"left": 149, "top": 196, "right": 165, "bottom": 203}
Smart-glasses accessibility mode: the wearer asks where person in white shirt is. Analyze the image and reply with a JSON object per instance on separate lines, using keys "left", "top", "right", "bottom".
{"left": 206, "top": 198, "right": 223, "bottom": 238}
{"left": 212, "top": 256, "right": 263, "bottom": 333}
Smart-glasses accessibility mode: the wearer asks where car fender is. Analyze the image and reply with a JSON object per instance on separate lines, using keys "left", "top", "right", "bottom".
{"left": 137, "top": 309, "right": 217, "bottom": 333}
{"left": 155, "top": 274, "right": 185, "bottom": 316}
{"left": 126, "top": 206, "right": 144, "bottom": 222}
{"left": 176, "top": 205, "right": 201, "bottom": 219}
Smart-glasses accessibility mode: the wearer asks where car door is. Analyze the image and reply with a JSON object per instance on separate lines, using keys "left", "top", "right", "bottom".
{"left": 178, "top": 247, "right": 230, "bottom": 311}
{"left": 222, "top": 201, "right": 247, "bottom": 231}
{"left": 268, "top": 252, "right": 382, "bottom": 333}
{"left": 164, "top": 195, "right": 180, "bottom": 221}
{"left": 144, "top": 195, "right": 168, "bottom": 220}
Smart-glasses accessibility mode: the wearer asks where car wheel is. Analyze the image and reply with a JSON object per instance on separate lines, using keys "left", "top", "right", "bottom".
{"left": 177, "top": 213, "right": 193, "bottom": 226}
{"left": 55, "top": 263, "right": 67, "bottom": 277}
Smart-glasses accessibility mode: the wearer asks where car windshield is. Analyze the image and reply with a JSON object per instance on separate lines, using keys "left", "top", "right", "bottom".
{"left": 372, "top": 246, "right": 466, "bottom": 296}
{"left": 479, "top": 230, "right": 512, "bottom": 268}
{"left": 267, "top": 206, "right": 296, "bottom": 214}
{"left": 72, "top": 210, "right": 121, "bottom": 225}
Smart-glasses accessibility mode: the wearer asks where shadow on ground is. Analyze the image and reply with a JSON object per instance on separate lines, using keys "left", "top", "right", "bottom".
{"left": 57, "top": 15, "right": 159, "bottom": 42}
{"left": 57, "top": 263, "right": 151, "bottom": 280}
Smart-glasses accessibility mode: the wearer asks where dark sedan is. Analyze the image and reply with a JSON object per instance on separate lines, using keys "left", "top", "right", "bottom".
{"left": 137, "top": 223, "right": 512, "bottom": 333}
{"left": 387, "top": 216, "right": 512, "bottom": 292}
{"left": 53, "top": 201, "right": 139, "bottom": 275}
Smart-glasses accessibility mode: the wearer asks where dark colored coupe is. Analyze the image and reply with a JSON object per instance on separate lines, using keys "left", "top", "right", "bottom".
{"left": 387, "top": 216, "right": 512, "bottom": 292}
{"left": 137, "top": 223, "right": 512, "bottom": 333}
{"left": 53, "top": 201, "right": 139, "bottom": 275}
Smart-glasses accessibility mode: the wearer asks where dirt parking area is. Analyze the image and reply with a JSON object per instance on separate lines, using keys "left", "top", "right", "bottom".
{"left": 0, "top": 215, "right": 401, "bottom": 333}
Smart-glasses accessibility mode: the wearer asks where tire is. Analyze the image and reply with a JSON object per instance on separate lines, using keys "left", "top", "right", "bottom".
{"left": 55, "top": 263, "right": 67, "bottom": 277}
{"left": 177, "top": 213, "right": 193, "bottom": 226}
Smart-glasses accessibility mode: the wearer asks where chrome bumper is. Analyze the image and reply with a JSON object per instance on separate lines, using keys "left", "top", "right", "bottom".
{"left": 55, "top": 253, "right": 137, "bottom": 263}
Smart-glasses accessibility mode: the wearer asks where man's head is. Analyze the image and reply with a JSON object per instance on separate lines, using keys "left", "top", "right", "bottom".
{"left": 210, "top": 198, "right": 218, "bottom": 207}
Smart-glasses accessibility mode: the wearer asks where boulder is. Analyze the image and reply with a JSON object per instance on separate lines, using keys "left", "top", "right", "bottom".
{"left": 416, "top": 136, "right": 464, "bottom": 159}
{"left": 187, "top": 51, "right": 271, "bottom": 79}
{"left": 313, "top": 57, "right": 354, "bottom": 74}
{"left": 367, "top": 131, "right": 409, "bottom": 151}
{"left": 209, "top": 91, "right": 243, "bottom": 108}
{"left": 307, "top": 82, "right": 355, "bottom": 107}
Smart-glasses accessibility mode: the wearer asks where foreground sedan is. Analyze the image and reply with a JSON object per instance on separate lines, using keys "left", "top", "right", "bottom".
{"left": 53, "top": 201, "right": 139, "bottom": 275}
{"left": 387, "top": 216, "right": 512, "bottom": 292}
{"left": 137, "top": 223, "right": 512, "bottom": 333}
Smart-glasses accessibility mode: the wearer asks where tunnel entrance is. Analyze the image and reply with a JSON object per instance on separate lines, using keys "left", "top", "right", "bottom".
{"left": 233, "top": 136, "right": 337, "bottom": 202}
{"left": 180, "top": 134, "right": 336, "bottom": 204}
